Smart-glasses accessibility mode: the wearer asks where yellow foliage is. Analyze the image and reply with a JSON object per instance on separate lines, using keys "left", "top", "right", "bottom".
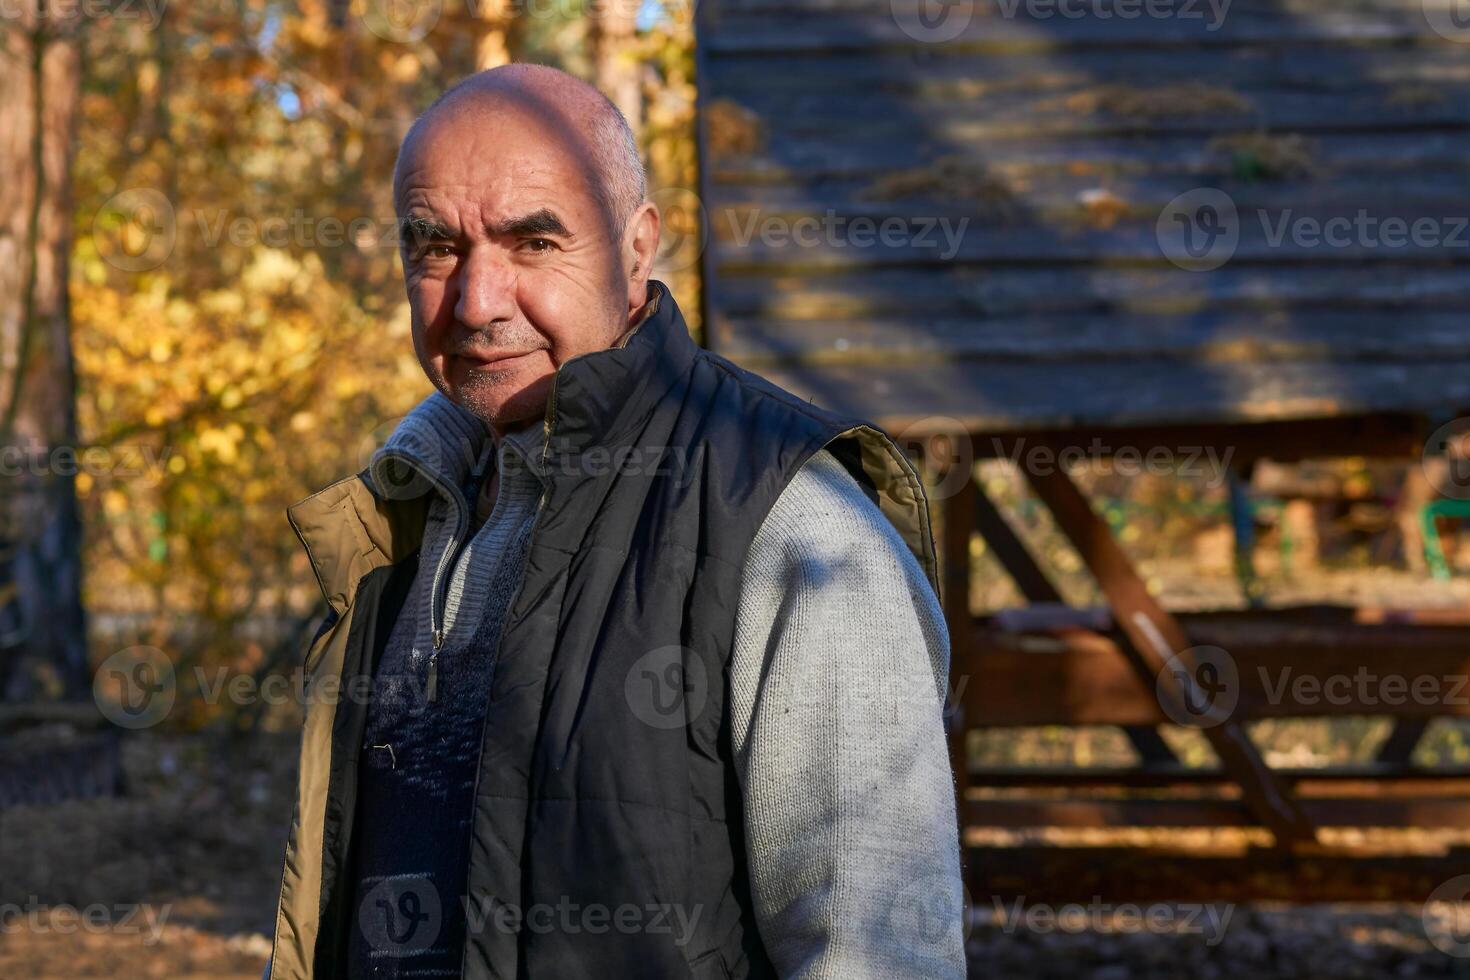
{"left": 71, "top": 0, "right": 698, "bottom": 717}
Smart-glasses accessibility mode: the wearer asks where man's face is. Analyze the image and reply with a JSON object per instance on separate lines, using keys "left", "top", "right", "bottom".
{"left": 395, "top": 101, "right": 650, "bottom": 431}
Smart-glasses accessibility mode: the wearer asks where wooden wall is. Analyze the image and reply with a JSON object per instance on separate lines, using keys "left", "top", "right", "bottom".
{"left": 694, "top": 0, "right": 1470, "bottom": 431}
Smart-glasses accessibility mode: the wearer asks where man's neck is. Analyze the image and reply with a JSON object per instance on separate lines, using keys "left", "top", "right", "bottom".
{"left": 487, "top": 416, "right": 539, "bottom": 445}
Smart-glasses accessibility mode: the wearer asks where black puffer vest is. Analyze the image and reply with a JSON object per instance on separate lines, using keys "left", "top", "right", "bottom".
{"left": 273, "top": 283, "right": 939, "bottom": 980}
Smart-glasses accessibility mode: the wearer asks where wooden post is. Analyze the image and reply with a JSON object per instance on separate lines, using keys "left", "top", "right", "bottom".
{"left": 940, "top": 474, "right": 976, "bottom": 816}
{"left": 971, "top": 472, "right": 1179, "bottom": 766}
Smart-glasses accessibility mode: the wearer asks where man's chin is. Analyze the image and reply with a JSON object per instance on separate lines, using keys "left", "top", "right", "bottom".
{"left": 447, "top": 372, "right": 552, "bottom": 431}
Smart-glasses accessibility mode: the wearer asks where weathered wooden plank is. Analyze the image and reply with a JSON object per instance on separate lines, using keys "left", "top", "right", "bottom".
{"left": 971, "top": 764, "right": 1470, "bottom": 787}
{"left": 703, "top": 46, "right": 1470, "bottom": 95}
{"left": 967, "top": 793, "right": 1470, "bottom": 828}
{"left": 743, "top": 359, "right": 1470, "bottom": 430}
{"left": 711, "top": 311, "right": 1470, "bottom": 364}
{"left": 709, "top": 131, "right": 1470, "bottom": 183}
{"left": 704, "top": 189, "right": 1470, "bottom": 262}
{"left": 966, "top": 845, "right": 1470, "bottom": 903}
{"left": 712, "top": 0, "right": 1449, "bottom": 16}
{"left": 697, "top": 0, "right": 1470, "bottom": 426}
{"left": 961, "top": 615, "right": 1470, "bottom": 725}
{"left": 706, "top": 173, "right": 1470, "bottom": 215}
{"left": 711, "top": 266, "right": 1470, "bottom": 321}
{"left": 713, "top": 89, "right": 1470, "bottom": 143}
{"left": 703, "top": 7, "right": 1454, "bottom": 54}
{"left": 721, "top": 113, "right": 1470, "bottom": 153}
{"left": 712, "top": 215, "right": 1470, "bottom": 268}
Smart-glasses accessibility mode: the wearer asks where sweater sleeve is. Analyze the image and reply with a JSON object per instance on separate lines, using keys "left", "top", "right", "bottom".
{"left": 729, "top": 448, "right": 967, "bottom": 980}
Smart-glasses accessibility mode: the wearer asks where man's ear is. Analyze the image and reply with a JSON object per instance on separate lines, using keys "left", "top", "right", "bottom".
{"left": 623, "top": 201, "right": 661, "bottom": 317}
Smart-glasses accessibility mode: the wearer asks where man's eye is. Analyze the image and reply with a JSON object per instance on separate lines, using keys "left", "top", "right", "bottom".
{"left": 422, "top": 244, "right": 455, "bottom": 259}
{"left": 521, "top": 238, "right": 557, "bottom": 253}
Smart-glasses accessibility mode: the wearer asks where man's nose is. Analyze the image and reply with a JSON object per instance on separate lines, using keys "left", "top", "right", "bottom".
{"left": 454, "top": 247, "right": 517, "bottom": 329}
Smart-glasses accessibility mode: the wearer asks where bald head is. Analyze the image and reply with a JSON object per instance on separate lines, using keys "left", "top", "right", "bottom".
{"left": 394, "top": 64, "right": 646, "bottom": 234}
{"left": 390, "top": 63, "right": 662, "bottom": 435}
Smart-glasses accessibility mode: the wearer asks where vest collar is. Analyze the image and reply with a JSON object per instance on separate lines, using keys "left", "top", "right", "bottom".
{"left": 290, "top": 281, "right": 693, "bottom": 611}
{"left": 540, "top": 280, "right": 697, "bottom": 466}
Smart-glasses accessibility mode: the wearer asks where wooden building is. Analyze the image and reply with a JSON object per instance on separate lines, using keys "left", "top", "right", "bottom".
{"left": 695, "top": 0, "right": 1470, "bottom": 898}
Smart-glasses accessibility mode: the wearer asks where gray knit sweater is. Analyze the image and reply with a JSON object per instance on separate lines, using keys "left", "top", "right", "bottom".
{"left": 368, "top": 393, "right": 966, "bottom": 979}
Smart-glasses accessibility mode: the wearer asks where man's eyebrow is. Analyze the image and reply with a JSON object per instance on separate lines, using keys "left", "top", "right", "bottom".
{"left": 493, "top": 209, "right": 572, "bottom": 239}
{"left": 400, "top": 214, "right": 456, "bottom": 241}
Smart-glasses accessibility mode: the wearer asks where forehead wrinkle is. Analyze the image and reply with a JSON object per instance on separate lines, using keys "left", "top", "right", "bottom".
{"left": 395, "top": 83, "right": 622, "bottom": 240}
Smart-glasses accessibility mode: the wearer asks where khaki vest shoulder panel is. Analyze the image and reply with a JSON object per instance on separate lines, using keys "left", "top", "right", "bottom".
{"left": 833, "top": 425, "right": 941, "bottom": 599}
{"left": 286, "top": 473, "right": 427, "bottom": 615}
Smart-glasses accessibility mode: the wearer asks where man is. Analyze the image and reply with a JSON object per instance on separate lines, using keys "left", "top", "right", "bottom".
{"left": 267, "top": 64, "right": 964, "bottom": 980}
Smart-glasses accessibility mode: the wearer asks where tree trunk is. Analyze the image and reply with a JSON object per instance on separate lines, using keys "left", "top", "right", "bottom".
{"left": 472, "top": 0, "right": 513, "bottom": 71}
{"left": 0, "top": 6, "right": 87, "bottom": 700}
{"left": 590, "top": 0, "right": 641, "bottom": 136}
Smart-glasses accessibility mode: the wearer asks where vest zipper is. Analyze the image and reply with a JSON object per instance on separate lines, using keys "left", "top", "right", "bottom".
{"left": 454, "top": 293, "right": 657, "bottom": 972}
{"left": 456, "top": 465, "right": 548, "bottom": 975}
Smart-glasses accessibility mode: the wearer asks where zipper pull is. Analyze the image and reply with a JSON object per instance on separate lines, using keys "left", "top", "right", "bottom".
{"left": 426, "top": 653, "right": 438, "bottom": 704}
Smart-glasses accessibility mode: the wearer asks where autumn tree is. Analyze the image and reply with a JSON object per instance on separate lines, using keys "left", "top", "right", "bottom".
{"left": 0, "top": 2, "right": 86, "bottom": 700}
{"left": 67, "top": 0, "right": 696, "bottom": 728}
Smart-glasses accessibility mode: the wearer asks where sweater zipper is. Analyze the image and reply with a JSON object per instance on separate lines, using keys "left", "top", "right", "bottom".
{"left": 426, "top": 451, "right": 487, "bottom": 702}
{"left": 426, "top": 503, "right": 464, "bottom": 703}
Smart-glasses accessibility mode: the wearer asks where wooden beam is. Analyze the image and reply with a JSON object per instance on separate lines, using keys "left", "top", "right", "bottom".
{"left": 961, "top": 618, "right": 1470, "bottom": 725}
{"left": 971, "top": 480, "right": 1062, "bottom": 604}
{"left": 1022, "top": 463, "right": 1315, "bottom": 845}
{"left": 970, "top": 483, "right": 1179, "bottom": 765}
{"left": 940, "top": 475, "right": 977, "bottom": 810}
{"left": 967, "top": 791, "right": 1470, "bottom": 829}
{"left": 964, "top": 845, "right": 1470, "bottom": 904}
{"left": 970, "top": 765, "right": 1470, "bottom": 789}
{"left": 1377, "top": 719, "right": 1432, "bottom": 765}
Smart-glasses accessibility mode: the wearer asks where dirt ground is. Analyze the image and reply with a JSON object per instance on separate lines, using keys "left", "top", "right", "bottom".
{"left": 7, "top": 732, "right": 1470, "bottom": 979}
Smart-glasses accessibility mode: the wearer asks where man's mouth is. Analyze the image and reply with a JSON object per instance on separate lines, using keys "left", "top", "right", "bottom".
{"left": 455, "top": 350, "right": 537, "bottom": 368}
